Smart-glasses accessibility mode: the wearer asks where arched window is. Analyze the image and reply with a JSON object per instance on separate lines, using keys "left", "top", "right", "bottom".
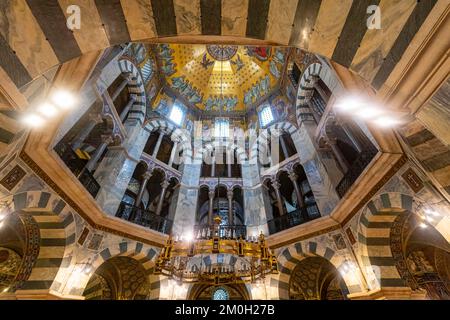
{"left": 212, "top": 287, "right": 229, "bottom": 300}
{"left": 259, "top": 105, "right": 274, "bottom": 127}
{"left": 169, "top": 103, "right": 184, "bottom": 126}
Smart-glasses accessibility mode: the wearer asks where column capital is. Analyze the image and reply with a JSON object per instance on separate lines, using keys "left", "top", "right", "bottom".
{"left": 161, "top": 180, "right": 170, "bottom": 189}
{"left": 288, "top": 172, "right": 298, "bottom": 182}
{"left": 88, "top": 113, "right": 104, "bottom": 124}
{"left": 101, "top": 134, "right": 114, "bottom": 145}
{"left": 142, "top": 171, "right": 153, "bottom": 180}
{"left": 208, "top": 190, "right": 215, "bottom": 199}
{"left": 271, "top": 180, "right": 281, "bottom": 190}
{"left": 227, "top": 190, "right": 234, "bottom": 199}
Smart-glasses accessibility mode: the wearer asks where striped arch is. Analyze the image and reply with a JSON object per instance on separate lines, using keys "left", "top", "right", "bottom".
{"left": 357, "top": 192, "right": 449, "bottom": 291}
{"left": 295, "top": 62, "right": 344, "bottom": 126}
{"left": 250, "top": 120, "right": 299, "bottom": 164}
{"left": 144, "top": 118, "right": 193, "bottom": 163}
{"left": 1, "top": 191, "right": 76, "bottom": 293}
{"left": 196, "top": 141, "right": 248, "bottom": 165}
{"left": 273, "top": 240, "right": 362, "bottom": 300}
{"left": 118, "top": 57, "right": 147, "bottom": 125}
{"left": 84, "top": 240, "right": 161, "bottom": 300}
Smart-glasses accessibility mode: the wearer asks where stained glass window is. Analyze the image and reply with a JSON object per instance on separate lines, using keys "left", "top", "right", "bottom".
{"left": 212, "top": 287, "right": 229, "bottom": 300}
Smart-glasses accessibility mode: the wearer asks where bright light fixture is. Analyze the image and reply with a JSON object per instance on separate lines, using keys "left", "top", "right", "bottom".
{"left": 184, "top": 232, "right": 193, "bottom": 242}
{"left": 372, "top": 116, "right": 400, "bottom": 127}
{"left": 426, "top": 216, "right": 434, "bottom": 223}
{"left": 335, "top": 96, "right": 365, "bottom": 112}
{"left": 22, "top": 113, "right": 45, "bottom": 127}
{"left": 37, "top": 102, "right": 58, "bottom": 118}
{"left": 355, "top": 106, "right": 384, "bottom": 119}
{"left": 51, "top": 90, "right": 76, "bottom": 109}
{"left": 419, "top": 222, "right": 428, "bottom": 229}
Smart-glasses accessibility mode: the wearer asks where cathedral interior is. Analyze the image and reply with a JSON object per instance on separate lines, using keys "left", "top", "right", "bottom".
{"left": 0, "top": 0, "right": 449, "bottom": 301}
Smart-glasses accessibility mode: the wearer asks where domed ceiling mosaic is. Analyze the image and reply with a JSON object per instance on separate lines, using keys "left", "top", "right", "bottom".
{"left": 154, "top": 44, "right": 288, "bottom": 112}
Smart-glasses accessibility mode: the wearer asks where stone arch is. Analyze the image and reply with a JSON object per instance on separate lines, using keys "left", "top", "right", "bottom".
{"left": 0, "top": 191, "right": 76, "bottom": 294}
{"left": 250, "top": 120, "right": 299, "bottom": 164}
{"left": 80, "top": 240, "right": 161, "bottom": 300}
{"left": 118, "top": 57, "right": 147, "bottom": 124}
{"left": 357, "top": 191, "right": 449, "bottom": 292}
{"left": 196, "top": 141, "right": 248, "bottom": 166}
{"left": 295, "top": 62, "right": 344, "bottom": 126}
{"left": 144, "top": 118, "right": 193, "bottom": 163}
{"left": 274, "top": 240, "right": 362, "bottom": 299}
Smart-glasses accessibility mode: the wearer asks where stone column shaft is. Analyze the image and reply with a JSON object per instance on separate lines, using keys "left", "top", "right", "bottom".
{"left": 155, "top": 180, "right": 170, "bottom": 216}
{"left": 119, "top": 98, "right": 136, "bottom": 122}
{"left": 135, "top": 172, "right": 152, "bottom": 207}
{"left": 271, "top": 180, "right": 285, "bottom": 216}
{"left": 227, "top": 190, "right": 234, "bottom": 226}
{"left": 280, "top": 135, "right": 290, "bottom": 159}
{"left": 152, "top": 132, "right": 164, "bottom": 159}
{"left": 168, "top": 142, "right": 179, "bottom": 167}
{"left": 208, "top": 190, "right": 215, "bottom": 225}
{"left": 111, "top": 78, "right": 128, "bottom": 101}
{"left": 71, "top": 113, "right": 103, "bottom": 150}
{"left": 85, "top": 135, "right": 113, "bottom": 172}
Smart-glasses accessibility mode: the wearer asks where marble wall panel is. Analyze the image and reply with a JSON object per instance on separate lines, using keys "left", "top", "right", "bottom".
{"left": 266, "top": 0, "right": 298, "bottom": 45}
{"left": 0, "top": 0, "right": 59, "bottom": 79}
{"left": 120, "top": 0, "right": 157, "bottom": 41}
{"left": 221, "top": 0, "right": 248, "bottom": 37}
{"left": 350, "top": 0, "right": 416, "bottom": 82}
{"left": 58, "top": 0, "right": 110, "bottom": 53}
{"left": 174, "top": 0, "right": 201, "bottom": 36}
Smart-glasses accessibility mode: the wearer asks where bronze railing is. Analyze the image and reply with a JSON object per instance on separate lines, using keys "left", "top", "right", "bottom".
{"left": 336, "top": 148, "right": 378, "bottom": 198}
{"left": 116, "top": 202, "right": 173, "bottom": 235}
{"left": 267, "top": 204, "right": 320, "bottom": 235}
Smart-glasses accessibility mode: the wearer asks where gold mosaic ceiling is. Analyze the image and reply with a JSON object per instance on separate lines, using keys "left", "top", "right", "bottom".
{"left": 155, "top": 44, "right": 288, "bottom": 112}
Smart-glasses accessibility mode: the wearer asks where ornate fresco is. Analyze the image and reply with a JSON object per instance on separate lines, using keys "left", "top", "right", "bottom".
{"left": 154, "top": 44, "right": 288, "bottom": 112}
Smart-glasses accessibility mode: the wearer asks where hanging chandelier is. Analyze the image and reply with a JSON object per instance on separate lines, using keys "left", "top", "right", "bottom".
{"left": 154, "top": 217, "right": 278, "bottom": 285}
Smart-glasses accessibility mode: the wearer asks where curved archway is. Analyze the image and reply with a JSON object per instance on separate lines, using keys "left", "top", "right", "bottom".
{"left": 289, "top": 256, "right": 349, "bottom": 300}
{"left": 357, "top": 192, "right": 450, "bottom": 293}
{"left": 0, "top": 191, "right": 76, "bottom": 296}
{"left": 83, "top": 256, "right": 150, "bottom": 300}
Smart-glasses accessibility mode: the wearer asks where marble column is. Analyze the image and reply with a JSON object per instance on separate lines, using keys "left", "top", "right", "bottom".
{"left": 279, "top": 134, "right": 290, "bottom": 159}
{"left": 271, "top": 179, "right": 285, "bottom": 216}
{"left": 155, "top": 180, "right": 170, "bottom": 216}
{"left": 289, "top": 172, "right": 309, "bottom": 221}
{"left": 111, "top": 78, "right": 128, "bottom": 101}
{"left": 208, "top": 190, "right": 215, "bottom": 225}
{"left": 227, "top": 189, "right": 234, "bottom": 226}
{"left": 119, "top": 98, "right": 136, "bottom": 122}
{"left": 135, "top": 171, "right": 152, "bottom": 207}
{"left": 152, "top": 132, "right": 164, "bottom": 159}
{"left": 211, "top": 155, "right": 216, "bottom": 177}
{"left": 328, "top": 138, "right": 349, "bottom": 173}
{"left": 168, "top": 139, "right": 179, "bottom": 167}
{"left": 85, "top": 135, "right": 113, "bottom": 172}
{"left": 71, "top": 113, "right": 103, "bottom": 150}
{"left": 289, "top": 173, "right": 304, "bottom": 208}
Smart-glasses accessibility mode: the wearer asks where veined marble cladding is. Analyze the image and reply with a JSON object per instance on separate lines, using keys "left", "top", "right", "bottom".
{"left": 293, "top": 124, "right": 339, "bottom": 216}
{"left": 242, "top": 163, "right": 268, "bottom": 235}
{"left": 94, "top": 124, "right": 150, "bottom": 216}
{"left": 172, "top": 163, "right": 202, "bottom": 236}
{"left": 53, "top": 54, "right": 123, "bottom": 145}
